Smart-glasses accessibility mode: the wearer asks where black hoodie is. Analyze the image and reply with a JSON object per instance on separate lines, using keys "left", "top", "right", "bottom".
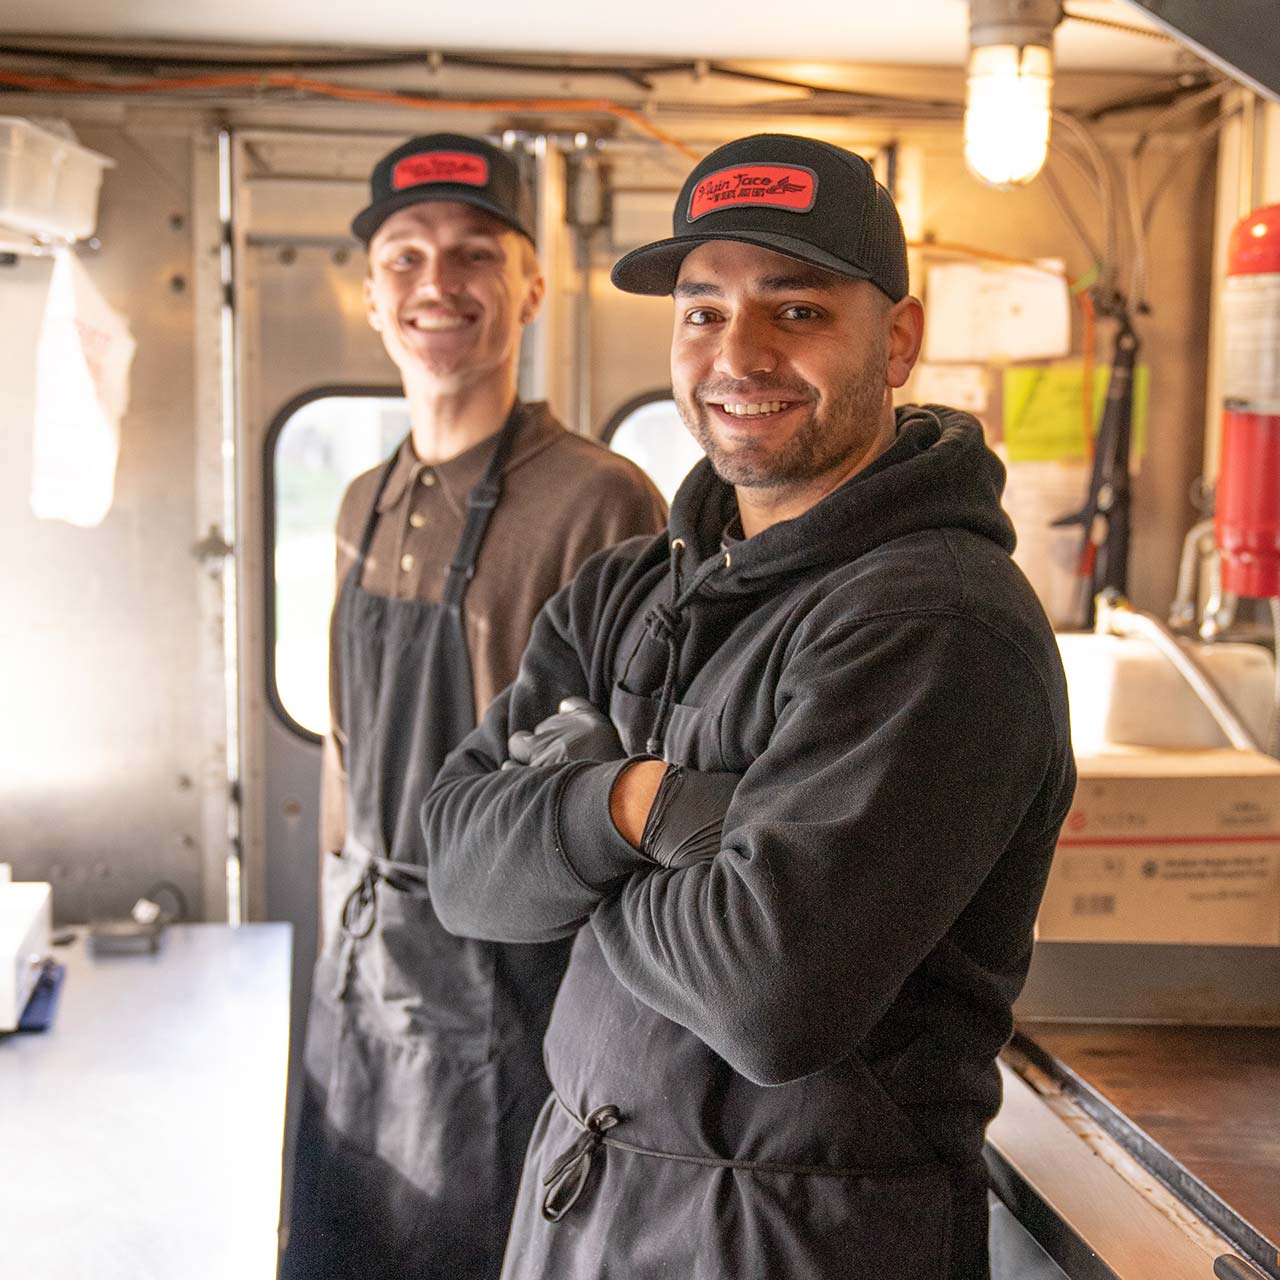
{"left": 424, "top": 405, "right": 1076, "bottom": 1280}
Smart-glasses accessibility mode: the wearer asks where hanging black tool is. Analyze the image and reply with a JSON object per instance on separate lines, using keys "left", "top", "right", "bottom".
{"left": 1052, "top": 306, "right": 1140, "bottom": 627}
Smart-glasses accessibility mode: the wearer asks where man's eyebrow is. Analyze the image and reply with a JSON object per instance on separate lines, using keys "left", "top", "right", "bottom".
{"left": 759, "top": 271, "right": 837, "bottom": 292}
{"left": 374, "top": 223, "right": 505, "bottom": 248}
{"left": 673, "top": 271, "right": 838, "bottom": 298}
{"left": 674, "top": 280, "right": 725, "bottom": 299}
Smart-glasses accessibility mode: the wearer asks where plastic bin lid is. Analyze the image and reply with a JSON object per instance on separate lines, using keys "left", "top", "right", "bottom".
{"left": 0, "top": 115, "right": 115, "bottom": 168}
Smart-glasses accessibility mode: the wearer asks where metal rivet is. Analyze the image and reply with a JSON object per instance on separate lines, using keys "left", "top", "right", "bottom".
{"left": 724, "top": 552, "right": 731, "bottom": 568}
{"left": 671, "top": 538, "right": 686, "bottom": 550}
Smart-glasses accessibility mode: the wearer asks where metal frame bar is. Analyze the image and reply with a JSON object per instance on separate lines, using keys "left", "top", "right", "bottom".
{"left": 987, "top": 1061, "right": 1239, "bottom": 1278}
{"left": 1007, "top": 1033, "right": 1280, "bottom": 1278}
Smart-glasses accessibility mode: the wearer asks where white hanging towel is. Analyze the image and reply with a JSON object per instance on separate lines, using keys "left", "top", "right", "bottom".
{"left": 30, "top": 249, "right": 135, "bottom": 527}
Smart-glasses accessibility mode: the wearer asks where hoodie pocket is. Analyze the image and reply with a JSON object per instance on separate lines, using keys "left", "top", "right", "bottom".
{"left": 609, "top": 683, "right": 727, "bottom": 771}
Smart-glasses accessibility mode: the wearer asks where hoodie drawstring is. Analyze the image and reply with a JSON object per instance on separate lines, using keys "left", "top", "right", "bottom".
{"left": 644, "top": 539, "right": 728, "bottom": 755}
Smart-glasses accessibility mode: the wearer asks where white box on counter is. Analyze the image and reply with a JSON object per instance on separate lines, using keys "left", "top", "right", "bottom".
{"left": 1, "top": 881, "right": 52, "bottom": 1030}
{"left": 1037, "top": 748, "right": 1280, "bottom": 946}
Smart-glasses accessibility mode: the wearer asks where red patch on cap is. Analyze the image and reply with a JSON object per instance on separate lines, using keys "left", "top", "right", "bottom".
{"left": 688, "top": 164, "right": 817, "bottom": 221}
{"left": 392, "top": 151, "right": 489, "bottom": 190}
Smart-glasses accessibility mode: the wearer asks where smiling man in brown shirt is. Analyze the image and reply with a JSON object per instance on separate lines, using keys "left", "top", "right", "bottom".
{"left": 283, "top": 133, "right": 664, "bottom": 1280}
{"left": 320, "top": 401, "right": 665, "bottom": 856}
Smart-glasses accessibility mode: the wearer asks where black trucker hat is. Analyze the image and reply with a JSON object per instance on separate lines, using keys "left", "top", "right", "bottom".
{"left": 611, "top": 133, "right": 908, "bottom": 302}
{"left": 352, "top": 133, "right": 535, "bottom": 246}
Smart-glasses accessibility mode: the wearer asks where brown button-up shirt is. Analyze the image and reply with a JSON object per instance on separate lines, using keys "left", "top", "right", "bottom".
{"left": 321, "top": 401, "right": 667, "bottom": 854}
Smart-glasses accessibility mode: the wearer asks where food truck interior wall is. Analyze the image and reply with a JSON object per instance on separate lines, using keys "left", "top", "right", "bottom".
{"left": 0, "top": 57, "right": 1249, "bottom": 922}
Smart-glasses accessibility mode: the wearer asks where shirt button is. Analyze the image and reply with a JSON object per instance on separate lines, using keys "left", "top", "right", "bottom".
{"left": 409, "top": 511, "right": 426, "bottom": 529}
{"left": 419, "top": 471, "right": 437, "bottom": 487}
{"left": 400, "top": 553, "right": 415, "bottom": 572}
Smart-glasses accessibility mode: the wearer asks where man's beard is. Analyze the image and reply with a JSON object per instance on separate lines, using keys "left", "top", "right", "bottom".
{"left": 675, "top": 345, "right": 889, "bottom": 490}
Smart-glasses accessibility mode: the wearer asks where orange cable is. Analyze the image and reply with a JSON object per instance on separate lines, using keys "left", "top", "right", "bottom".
{"left": 1078, "top": 287, "right": 1097, "bottom": 460}
{"left": 0, "top": 68, "right": 699, "bottom": 159}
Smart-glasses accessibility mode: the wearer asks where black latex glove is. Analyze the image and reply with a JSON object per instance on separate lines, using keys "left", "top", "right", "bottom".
{"left": 640, "top": 765, "right": 741, "bottom": 869}
{"left": 506, "top": 696, "right": 625, "bottom": 768}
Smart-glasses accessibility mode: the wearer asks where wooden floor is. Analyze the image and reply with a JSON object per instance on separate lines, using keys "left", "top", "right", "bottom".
{"left": 1017, "top": 1022, "right": 1280, "bottom": 1264}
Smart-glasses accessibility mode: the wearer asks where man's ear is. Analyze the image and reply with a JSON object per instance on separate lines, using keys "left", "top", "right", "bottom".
{"left": 520, "top": 270, "right": 546, "bottom": 326}
{"left": 886, "top": 296, "right": 925, "bottom": 389}
{"left": 363, "top": 276, "right": 382, "bottom": 332}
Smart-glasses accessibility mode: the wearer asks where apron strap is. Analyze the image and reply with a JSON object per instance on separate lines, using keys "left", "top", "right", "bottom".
{"left": 351, "top": 403, "right": 522, "bottom": 600}
{"left": 443, "top": 401, "right": 523, "bottom": 610}
{"left": 354, "top": 444, "right": 404, "bottom": 572}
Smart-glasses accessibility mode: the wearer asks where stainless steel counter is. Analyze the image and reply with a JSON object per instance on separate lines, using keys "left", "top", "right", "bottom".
{"left": 0, "top": 923, "right": 291, "bottom": 1279}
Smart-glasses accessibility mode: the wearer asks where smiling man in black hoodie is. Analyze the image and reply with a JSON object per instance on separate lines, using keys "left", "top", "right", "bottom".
{"left": 422, "top": 134, "right": 1076, "bottom": 1279}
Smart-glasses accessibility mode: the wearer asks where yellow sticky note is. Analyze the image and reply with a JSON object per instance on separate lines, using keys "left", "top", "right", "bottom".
{"left": 1003, "top": 363, "right": 1148, "bottom": 463}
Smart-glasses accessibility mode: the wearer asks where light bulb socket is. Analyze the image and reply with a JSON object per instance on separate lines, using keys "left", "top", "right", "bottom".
{"left": 969, "top": 0, "right": 1063, "bottom": 50}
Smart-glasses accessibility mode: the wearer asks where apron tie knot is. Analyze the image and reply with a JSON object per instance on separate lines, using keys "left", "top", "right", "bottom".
{"left": 340, "top": 864, "right": 379, "bottom": 941}
{"left": 540, "top": 1104, "right": 621, "bottom": 1222}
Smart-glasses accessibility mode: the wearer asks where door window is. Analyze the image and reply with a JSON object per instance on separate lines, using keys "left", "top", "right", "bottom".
{"left": 267, "top": 388, "right": 408, "bottom": 739}
{"left": 603, "top": 391, "right": 704, "bottom": 504}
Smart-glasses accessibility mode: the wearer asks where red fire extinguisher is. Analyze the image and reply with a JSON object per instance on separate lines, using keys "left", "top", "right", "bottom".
{"left": 1216, "top": 204, "right": 1280, "bottom": 597}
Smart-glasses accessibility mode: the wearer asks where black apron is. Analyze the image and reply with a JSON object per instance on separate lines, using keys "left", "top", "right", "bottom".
{"left": 284, "top": 407, "right": 571, "bottom": 1280}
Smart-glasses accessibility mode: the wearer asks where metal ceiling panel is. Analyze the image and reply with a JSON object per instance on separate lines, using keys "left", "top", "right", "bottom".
{"left": 1123, "top": 0, "right": 1280, "bottom": 101}
{"left": 0, "top": 0, "right": 1182, "bottom": 71}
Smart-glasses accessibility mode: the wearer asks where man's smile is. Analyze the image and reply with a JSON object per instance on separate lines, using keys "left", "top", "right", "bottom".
{"left": 404, "top": 309, "right": 473, "bottom": 332}
{"left": 710, "top": 399, "right": 796, "bottom": 418}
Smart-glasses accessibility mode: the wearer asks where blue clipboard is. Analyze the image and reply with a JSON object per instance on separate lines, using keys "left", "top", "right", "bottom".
{"left": 17, "top": 961, "right": 66, "bottom": 1032}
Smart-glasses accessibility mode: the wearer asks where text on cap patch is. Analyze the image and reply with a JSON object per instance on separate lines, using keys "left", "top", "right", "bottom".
{"left": 687, "top": 164, "right": 817, "bottom": 221}
{"left": 393, "top": 152, "right": 490, "bottom": 190}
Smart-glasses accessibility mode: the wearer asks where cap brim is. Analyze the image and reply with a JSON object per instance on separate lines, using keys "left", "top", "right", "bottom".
{"left": 352, "top": 187, "right": 533, "bottom": 245}
{"left": 610, "top": 231, "right": 878, "bottom": 296}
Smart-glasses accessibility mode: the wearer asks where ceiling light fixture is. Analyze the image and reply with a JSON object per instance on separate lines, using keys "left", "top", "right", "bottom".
{"left": 965, "top": 0, "right": 1064, "bottom": 189}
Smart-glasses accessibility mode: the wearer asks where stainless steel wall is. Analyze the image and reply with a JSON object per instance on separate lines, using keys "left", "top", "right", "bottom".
{"left": 0, "top": 116, "right": 229, "bottom": 924}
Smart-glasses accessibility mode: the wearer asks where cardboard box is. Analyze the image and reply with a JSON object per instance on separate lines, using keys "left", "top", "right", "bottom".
{"left": 1037, "top": 749, "right": 1280, "bottom": 945}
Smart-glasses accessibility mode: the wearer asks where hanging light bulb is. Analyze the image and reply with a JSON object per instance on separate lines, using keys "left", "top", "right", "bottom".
{"left": 965, "top": 0, "right": 1063, "bottom": 189}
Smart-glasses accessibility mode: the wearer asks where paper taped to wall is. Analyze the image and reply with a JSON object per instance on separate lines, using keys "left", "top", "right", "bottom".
{"left": 1003, "top": 362, "right": 1149, "bottom": 463}
{"left": 924, "top": 259, "right": 1070, "bottom": 363}
{"left": 910, "top": 363, "right": 989, "bottom": 413}
{"left": 30, "top": 249, "right": 135, "bottom": 527}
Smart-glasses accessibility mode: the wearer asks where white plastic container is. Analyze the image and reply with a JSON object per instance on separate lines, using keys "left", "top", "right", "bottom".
{"left": 0, "top": 116, "right": 113, "bottom": 242}
{"left": 1056, "top": 632, "right": 1275, "bottom": 752}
